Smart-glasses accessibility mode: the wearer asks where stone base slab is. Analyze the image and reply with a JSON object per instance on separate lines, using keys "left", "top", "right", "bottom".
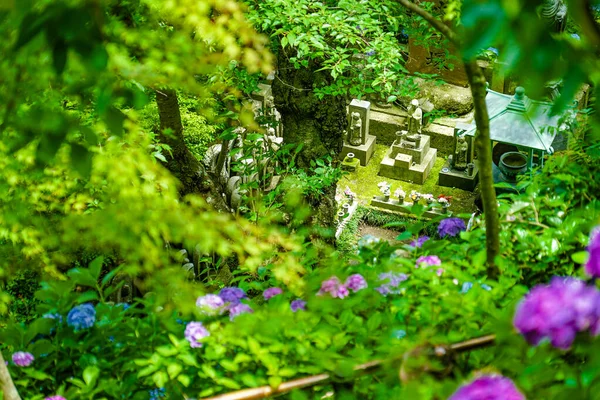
{"left": 379, "top": 148, "right": 437, "bottom": 184}
{"left": 370, "top": 196, "right": 451, "bottom": 218}
{"left": 341, "top": 158, "right": 360, "bottom": 172}
{"left": 438, "top": 160, "right": 479, "bottom": 191}
{"left": 341, "top": 135, "right": 376, "bottom": 166}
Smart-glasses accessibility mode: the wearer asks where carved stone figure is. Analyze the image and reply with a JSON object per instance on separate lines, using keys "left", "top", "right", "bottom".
{"left": 541, "top": 0, "right": 567, "bottom": 33}
{"left": 348, "top": 112, "right": 363, "bottom": 146}
{"left": 407, "top": 99, "right": 423, "bottom": 135}
{"left": 453, "top": 136, "right": 469, "bottom": 171}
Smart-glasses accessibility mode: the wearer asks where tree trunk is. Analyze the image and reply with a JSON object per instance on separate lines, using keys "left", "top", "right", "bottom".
{"left": 272, "top": 51, "right": 347, "bottom": 233}
{"left": 155, "top": 89, "right": 229, "bottom": 211}
{"left": 0, "top": 350, "right": 20, "bottom": 400}
{"left": 464, "top": 61, "right": 500, "bottom": 277}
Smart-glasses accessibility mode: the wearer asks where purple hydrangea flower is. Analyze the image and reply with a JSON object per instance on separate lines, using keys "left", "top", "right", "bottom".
{"left": 263, "top": 287, "right": 283, "bottom": 300}
{"left": 219, "top": 287, "right": 246, "bottom": 305}
{"left": 513, "top": 277, "right": 600, "bottom": 349}
{"left": 66, "top": 303, "right": 96, "bottom": 331}
{"left": 410, "top": 236, "right": 430, "bottom": 248}
{"left": 318, "top": 276, "right": 349, "bottom": 299}
{"left": 12, "top": 351, "right": 34, "bottom": 367}
{"left": 449, "top": 375, "right": 524, "bottom": 400}
{"left": 229, "top": 303, "right": 253, "bottom": 321}
{"left": 415, "top": 255, "right": 441, "bottom": 268}
{"left": 345, "top": 274, "right": 368, "bottom": 292}
{"left": 438, "top": 217, "right": 467, "bottom": 238}
{"left": 196, "top": 294, "right": 225, "bottom": 315}
{"left": 290, "top": 299, "right": 307, "bottom": 312}
{"left": 585, "top": 227, "right": 600, "bottom": 278}
{"left": 376, "top": 272, "right": 408, "bottom": 296}
{"left": 45, "top": 396, "right": 67, "bottom": 400}
{"left": 184, "top": 321, "right": 210, "bottom": 348}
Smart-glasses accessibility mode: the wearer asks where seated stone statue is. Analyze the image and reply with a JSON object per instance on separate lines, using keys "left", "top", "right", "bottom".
{"left": 453, "top": 136, "right": 469, "bottom": 171}
{"left": 396, "top": 130, "right": 421, "bottom": 149}
{"left": 348, "top": 112, "right": 363, "bottom": 146}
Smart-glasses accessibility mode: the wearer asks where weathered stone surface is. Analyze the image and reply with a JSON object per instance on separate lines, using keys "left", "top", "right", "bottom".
{"left": 370, "top": 112, "right": 405, "bottom": 145}
{"left": 406, "top": 35, "right": 469, "bottom": 87}
{"left": 341, "top": 135, "right": 376, "bottom": 166}
{"left": 438, "top": 160, "right": 480, "bottom": 191}
{"left": 423, "top": 123, "right": 454, "bottom": 156}
{"left": 412, "top": 77, "right": 474, "bottom": 116}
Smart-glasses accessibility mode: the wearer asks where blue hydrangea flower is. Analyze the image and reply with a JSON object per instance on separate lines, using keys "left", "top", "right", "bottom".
{"left": 571, "top": 33, "right": 581, "bottom": 40}
{"left": 460, "top": 282, "right": 473, "bottom": 294}
{"left": 438, "top": 218, "right": 467, "bottom": 238}
{"left": 67, "top": 303, "right": 96, "bottom": 331}
{"left": 149, "top": 387, "right": 166, "bottom": 399}
{"left": 481, "top": 284, "right": 492, "bottom": 291}
{"left": 376, "top": 272, "right": 408, "bottom": 296}
{"left": 219, "top": 287, "right": 246, "bottom": 305}
{"left": 487, "top": 47, "right": 499, "bottom": 56}
{"left": 365, "top": 50, "right": 376, "bottom": 57}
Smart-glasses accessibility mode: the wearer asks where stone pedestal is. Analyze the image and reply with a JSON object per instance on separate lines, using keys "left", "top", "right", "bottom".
{"left": 341, "top": 157, "right": 360, "bottom": 172}
{"left": 341, "top": 135, "right": 376, "bottom": 166}
{"left": 438, "top": 159, "right": 479, "bottom": 191}
{"left": 379, "top": 135, "right": 437, "bottom": 184}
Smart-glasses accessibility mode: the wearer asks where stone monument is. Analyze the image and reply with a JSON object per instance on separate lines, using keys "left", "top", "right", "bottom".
{"left": 340, "top": 99, "right": 377, "bottom": 166}
{"left": 378, "top": 100, "right": 437, "bottom": 184}
{"left": 438, "top": 130, "right": 479, "bottom": 191}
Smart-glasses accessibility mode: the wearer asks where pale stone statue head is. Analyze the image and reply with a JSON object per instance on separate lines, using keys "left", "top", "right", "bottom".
{"left": 411, "top": 99, "right": 419, "bottom": 107}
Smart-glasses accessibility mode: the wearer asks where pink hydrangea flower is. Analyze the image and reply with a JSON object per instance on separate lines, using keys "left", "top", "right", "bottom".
{"left": 229, "top": 303, "right": 253, "bottom": 321}
{"left": 45, "top": 396, "right": 67, "bottom": 400}
{"left": 12, "top": 352, "right": 34, "bottom": 367}
{"left": 449, "top": 375, "right": 525, "bottom": 400}
{"left": 345, "top": 274, "right": 367, "bottom": 292}
{"left": 317, "top": 276, "right": 349, "bottom": 299}
{"left": 184, "top": 322, "right": 210, "bottom": 348}
{"left": 196, "top": 294, "right": 225, "bottom": 315}
{"left": 415, "top": 255, "right": 441, "bottom": 268}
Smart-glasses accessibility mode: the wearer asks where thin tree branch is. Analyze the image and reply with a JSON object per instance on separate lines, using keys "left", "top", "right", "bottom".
{"left": 394, "top": 0, "right": 459, "bottom": 46}
{"left": 0, "top": 351, "right": 21, "bottom": 400}
{"left": 201, "top": 335, "right": 496, "bottom": 400}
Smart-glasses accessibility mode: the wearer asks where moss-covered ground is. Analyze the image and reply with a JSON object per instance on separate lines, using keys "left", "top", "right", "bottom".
{"left": 338, "top": 144, "right": 478, "bottom": 214}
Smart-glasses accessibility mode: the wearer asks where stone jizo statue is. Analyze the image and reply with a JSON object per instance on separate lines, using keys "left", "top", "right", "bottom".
{"left": 407, "top": 99, "right": 423, "bottom": 135}
{"left": 348, "top": 112, "right": 363, "bottom": 146}
{"left": 453, "top": 136, "right": 469, "bottom": 171}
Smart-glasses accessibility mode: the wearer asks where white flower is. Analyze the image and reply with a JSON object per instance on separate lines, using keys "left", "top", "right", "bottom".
{"left": 394, "top": 188, "right": 406, "bottom": 198}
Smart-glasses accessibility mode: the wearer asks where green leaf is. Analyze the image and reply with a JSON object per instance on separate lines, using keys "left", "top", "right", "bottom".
{"left": 83, "top": 366, "right": 100, "bottom": 387}
{"left": 177, "top": 374, "right": 191, "bottom": 387}
{"left": 268, "top": 376, "right": 282, "bottom": 389}
{"left": 22, "top": 368, "right": 53, "bottom": 381}
{"left": 70, "top": 143, "right": 92, "bottom": 178}
{"left": 67, "top": 268, "right": 97, "bottom": 287}
{"left": 152, "top": 371, "right": 169, "bottom": 388}
{"left": 14, "top": 11, "right": 48, "bottom": 50}
{"left": 571, "top": 251, "right": 588, "bottom": 265}
{"left": 103, "top": 107, "right": 125, "bottom": 136}
{"left": 167, "top": 363, "right": 183, "bottom": 379}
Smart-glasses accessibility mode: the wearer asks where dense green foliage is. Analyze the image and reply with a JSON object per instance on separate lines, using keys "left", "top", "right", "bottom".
{"left": 1, "top": 0, "right": 600, "bottom": 400}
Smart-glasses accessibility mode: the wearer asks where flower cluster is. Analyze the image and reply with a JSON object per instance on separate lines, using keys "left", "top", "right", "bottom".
{"left": 513, "top": 277, "right": 600, "bottom": 349}
{"left": 415, "top": 255, "right": 441, "bottom": 268}
{"left": 218, "top": 287, "right": 247, "bottom": 305}
{"left": 343, "top": 186, "right": 356, "bottom": 198}
{"left": 290, "top": 299, "right": 307, "bottom": 312}
{"left": 196, "top": 294, "right": 225, "bottom": 315}
{"left": 585, "top": 227, "right": 600, "bottom": 278}
{"left": 449, "top": 375, "right": 525, "bottom": 400}
{"left": 67, "top": 303, "right": 96, "bottom": 331}
{"left": 318, "top": 275, "right": 367, "bottom": 298}
{"left": 438, "top": 217, "right": 467, "bottom": 238}
{"left": 376, "top": 272, "right": 408, "bottom": 296}
{"left": 377, "top": 181, "right": 391, "bottom": 196}
{"left": 263, "top": 287, "right": 283, "bottom": 300}
{"left": 45, "top": 396, "right": 67, "bottom": 400}
{"left": 149, "top": 388, "right": 166, "bottom": 400}
{"left": 410, "top": 235, "right": 429, "bottom": 248}
{"left": 184, "top": 322, "right": 210, "bottom": 348}
{"left": 12, "top": 351, "right": 34, "bottom": 367}
{"left": 410, "top": 190, "right": 421, "bottom": 202}
{"left": 393, "top": 188, "right": 405, "bottom": 198}
{"left": 422, "top": 193, "right": 434, "bottom": 202}
{"left": 229, "top": 303, "right": 253, "bottom": 321}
